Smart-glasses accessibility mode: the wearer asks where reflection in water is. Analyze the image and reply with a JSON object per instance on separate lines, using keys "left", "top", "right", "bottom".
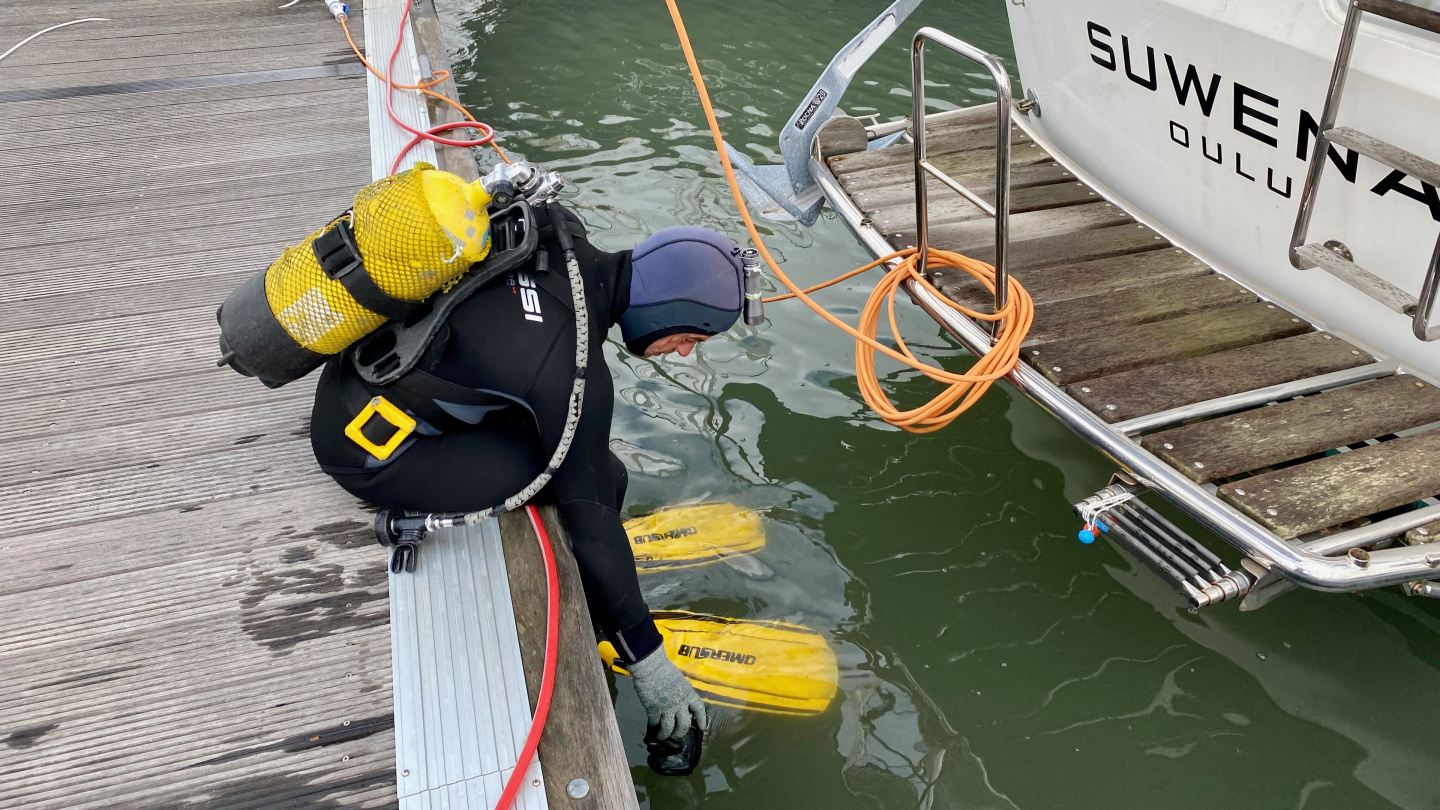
{"left": 440, "top": 0, "right": 1440, "bottom": 807}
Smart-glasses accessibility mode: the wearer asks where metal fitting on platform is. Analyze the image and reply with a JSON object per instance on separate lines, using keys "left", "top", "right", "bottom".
{"left": 1405, "top": 580, "right": 1440, "bottom": 598}
{"left": 1189, "top": 568, "right": 1257, "bottom": 608}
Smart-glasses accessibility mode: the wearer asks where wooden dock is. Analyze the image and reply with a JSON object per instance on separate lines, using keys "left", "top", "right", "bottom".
{"left": 824, "top": 106, "right": 1440, "bottom": 547}
{"left": 0, "top": 2, "right": 635, "bottom": 807}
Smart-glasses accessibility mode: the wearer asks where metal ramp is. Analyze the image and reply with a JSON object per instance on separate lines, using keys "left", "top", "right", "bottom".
{"left": 388, "top": 522, "right": 545, "bottom": 810}
{"left": 364, "top": 3, "right": 544, "bottom": 807}
{"left": 808, "top": 22, "right": 1440, "bottom": 606}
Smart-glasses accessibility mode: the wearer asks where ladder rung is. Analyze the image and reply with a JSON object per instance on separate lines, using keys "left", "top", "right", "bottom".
{"left": 1357, "top": 0, "right": 1440, "bottom": 35}
{"left": 1295, "top": 242, "right": 1418, "bottom": 315}
{"left": 1326, "top": 126, "right": 1440, "bottom": 189}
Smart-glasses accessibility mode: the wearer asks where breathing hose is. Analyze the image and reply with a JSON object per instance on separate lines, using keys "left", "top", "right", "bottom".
{"left": 661, "top": 0, "right": 1034, "bottom": 433}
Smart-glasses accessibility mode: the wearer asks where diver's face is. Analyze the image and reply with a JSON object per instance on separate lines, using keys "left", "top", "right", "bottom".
{"left": 643, "top": 333, "right": 711, "bottom": 358}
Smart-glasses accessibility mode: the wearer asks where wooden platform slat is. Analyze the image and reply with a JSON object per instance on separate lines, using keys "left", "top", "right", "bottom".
{"left": 848, "top": 160, "right": 1074, "bottom": 212}
{"left": 828, "top": 123, "right": 1033, "bottom": 175}
{"left": 0, "top": 82, "right": 360, "bottom": 136}
{"left": 898, "top": 200, "right": 1133, "bottom": 253}
{"left": 1218, "top": 428, "right": 1440, "bottom": 538}
{"left": 868, "top": 179, "right": 1102, "bottom": 234}
{"left": 955, "top": 221, "right": 1171, "bottom": 270}
{"left": 0, "top": 51, "right": 361, "bottom": 94}
{"left": 836, "top": 140, "right": 1053, "bottom": 194}
{"left": 1142, "top": 375, "right": 1440, "bottom": 483}
{"left": 500, "top": 511, "right": 638, "bottom": 810}
{"left": 933, "top": 272, "right": 1255, "bottom": 348}
{"left": 934, "top": 249, "right": 1211, "bottom": 307}
{"left": 1404, "top": 520, "right": 1440, "bottom": 545}
{"left": 826, "top": 104, "right": 1003, "bottom": 174}
{"left": 1031, "top": 302, "right": 1312, "bottom": 385}
{"left": 1022, "top": 274, "right": 1256, "bottom": 346}
{"left": 1065, "top": 332, "right": 1375, "bottom": 423}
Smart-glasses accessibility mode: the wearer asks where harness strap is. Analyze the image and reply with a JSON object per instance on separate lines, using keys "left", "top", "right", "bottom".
{"left": 390, "top": 368, "right": 528, "bottom": 411}
{"left": 314, "top": 214, "right": 432, "bottom": 324}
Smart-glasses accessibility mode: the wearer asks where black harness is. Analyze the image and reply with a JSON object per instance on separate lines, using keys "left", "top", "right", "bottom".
{"left": 333, "top": 202, "right": 589, "bottom": 461}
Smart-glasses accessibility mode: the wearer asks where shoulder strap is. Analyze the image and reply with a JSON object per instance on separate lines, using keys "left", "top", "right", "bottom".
{"left": 313, "top": 214, "right": 431, "bottom": 324}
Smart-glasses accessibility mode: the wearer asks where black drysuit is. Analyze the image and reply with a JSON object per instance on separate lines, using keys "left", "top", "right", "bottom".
{"left": 309, "top": 208, "right": 662, "bottom": 662}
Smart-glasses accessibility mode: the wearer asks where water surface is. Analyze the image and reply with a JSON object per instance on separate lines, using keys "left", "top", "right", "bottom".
{"left": 436, "top": 1, "right": 1440, "bottom": 807}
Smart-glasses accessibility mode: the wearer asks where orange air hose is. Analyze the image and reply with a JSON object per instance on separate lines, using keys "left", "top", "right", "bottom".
{"left": 661, "top": 0, "right": 1033, "bottom": 433}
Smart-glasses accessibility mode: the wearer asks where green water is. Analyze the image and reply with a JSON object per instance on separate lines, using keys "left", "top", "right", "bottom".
{"left": 436, "top": 1, "right": 1440, "bottom": 807}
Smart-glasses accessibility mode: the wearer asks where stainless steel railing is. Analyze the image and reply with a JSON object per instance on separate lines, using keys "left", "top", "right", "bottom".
{"left": 910, "top": 28, "right": 1013, "bottom": 338}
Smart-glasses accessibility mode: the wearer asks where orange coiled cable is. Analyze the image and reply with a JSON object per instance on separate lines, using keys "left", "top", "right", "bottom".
{"left": 661, "top": 0, "right": 1033, "bottom": 433}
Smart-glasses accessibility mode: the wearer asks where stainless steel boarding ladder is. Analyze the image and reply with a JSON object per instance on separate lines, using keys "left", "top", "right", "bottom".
{"left": 910, "top": 28, "right": 1013, "bottom": 337}
{"left": 1290, "top": 0, "right": 1440, "bottom": 340}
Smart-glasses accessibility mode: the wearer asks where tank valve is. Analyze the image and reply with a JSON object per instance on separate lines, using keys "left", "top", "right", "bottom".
{"left": 741, "top": 248, "right": 764, "bottom": 326}
{"left": 481, "top": 160, "right": 567, "bottom": 207}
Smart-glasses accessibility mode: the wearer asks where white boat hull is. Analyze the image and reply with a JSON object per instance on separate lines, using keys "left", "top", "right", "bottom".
{"left": 1005, "top": 0, "right": 1440, "bottom": 378}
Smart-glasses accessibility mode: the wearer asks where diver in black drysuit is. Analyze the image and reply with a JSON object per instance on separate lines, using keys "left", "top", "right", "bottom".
{"left": 309, "top": 206, "right": 743, "bottom": 744}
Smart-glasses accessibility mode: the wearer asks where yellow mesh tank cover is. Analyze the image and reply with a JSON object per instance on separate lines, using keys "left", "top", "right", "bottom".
{"left": 264, "top": 163, "right": 493, "bottom": 356}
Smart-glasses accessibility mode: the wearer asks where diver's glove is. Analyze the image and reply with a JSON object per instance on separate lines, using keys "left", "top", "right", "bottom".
{"left": 629, "top": 645, "right": 707, "bottom": 741}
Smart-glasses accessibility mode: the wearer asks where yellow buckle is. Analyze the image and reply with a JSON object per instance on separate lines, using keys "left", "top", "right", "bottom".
{"left": 345, "top": 396, "right": 416, "bottom": 461}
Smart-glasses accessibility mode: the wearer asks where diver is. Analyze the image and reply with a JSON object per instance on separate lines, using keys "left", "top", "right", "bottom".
{"left": 308, "top": 208, "right": 745, "bottom": 748}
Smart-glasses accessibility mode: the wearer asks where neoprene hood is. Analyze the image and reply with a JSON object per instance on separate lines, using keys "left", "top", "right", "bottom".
{"left": 619, "top": 226, "right": 743, "bottom": 354}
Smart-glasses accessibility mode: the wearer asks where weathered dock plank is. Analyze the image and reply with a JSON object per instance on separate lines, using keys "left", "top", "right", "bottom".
{"left": 501, "top": 511, "right": 639, "bottom": 810}
{"left": 1143, "top": 375, "right": 1440, "bottom": 483}
{"left": 952, "top": 221, "right": 1171, "bottom": 270}
{"left": 829, "top": 123, "right": 1034, "bottom": 175}
{"left": 837, "top": 140, "right": 1053, "bottom": 194}
{"left": 847, "top": 159, "right": 1073, "bottom": 211}
{"left": 826, "top": 104, "right": 1005, "bottom": 174}
{"left": 900, "top": 199, "right": 1133, "bottom": 254}
{"left": 934, "top": 249, "right": 1212, "bottom": 307}
{"left": 1066, "top": 332, "right": 1376, "bottom": 423}
{"left": 868, "top": 179, "right": 1101, "bottom": 234}
{"left": 1030, "top": 302, "right": 1313, "bottom": 386}
{"left": 1021, "top": 274, "right": 1256, "bottom": 347}
{"left": 1218, "top": 428, "right": 1440, "bottom": 539}
{"left": 0, "top": 3, "right": 390, "bottom": 808}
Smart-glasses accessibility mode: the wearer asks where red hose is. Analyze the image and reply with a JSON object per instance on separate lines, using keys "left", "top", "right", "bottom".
{"left": 384, "top": 1, "right": 497, "bottom": 175}
{"left": 494, "top": 504, "right": 560, "bottom": 810}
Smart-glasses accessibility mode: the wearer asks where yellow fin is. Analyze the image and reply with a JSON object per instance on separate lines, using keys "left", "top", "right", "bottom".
{"left": 599, "top": 611, "right": 838, "bottom": 716}
{"left": 623, "top": 503, "right": 765, "bottom": 572}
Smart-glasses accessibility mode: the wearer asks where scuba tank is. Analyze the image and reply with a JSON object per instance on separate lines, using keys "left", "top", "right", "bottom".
{"left": 215, "top": 163, "right": 494, "bottom": 388}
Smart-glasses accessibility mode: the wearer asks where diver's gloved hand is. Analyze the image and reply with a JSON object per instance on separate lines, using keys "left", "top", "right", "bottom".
{"left": 629, "top": 645, "right": 707, "bottom": 741}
